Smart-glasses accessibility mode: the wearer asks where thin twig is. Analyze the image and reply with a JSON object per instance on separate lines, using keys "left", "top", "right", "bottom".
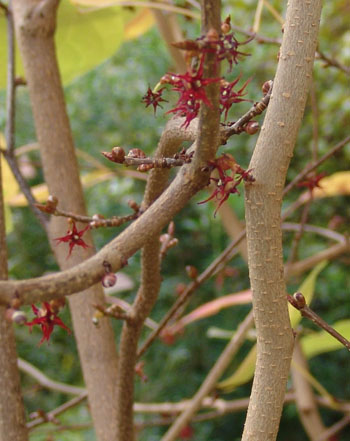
{"left": 315, "top": 414, "right": 350, "bottom": 441}
{"left": 137, "top": 230, "right": 246, "bottom": 359}
{"left": 2, "top": 2, "right": 48, "bottom": 230}
{"left": 27, "top": 393, "right": 88, "bottom": 429}
{"left": 288, "top": 292, "right": 350, "bottom": 351}
{"left": 282, "top": 222, "right": 346, "bottom": 243}
{"left": 160, "top": 310, "right": 254, "bottom": 441}
{"left": 5, "top": 0, "right": 15, "bottom": 155}
{"left": 286, "top": 197, "right": 312, "bottom": 264}
{"left": 230, "top": 25, "right": 350, "bottom": 75}
{"left": 18, "top": 358, "right": 85, "bottom": 396}
{"left": 283, "top": 135, "right": 350, "bottom": 195}
{"left": 221, "top": 81, "right": 273, "bottom": 143}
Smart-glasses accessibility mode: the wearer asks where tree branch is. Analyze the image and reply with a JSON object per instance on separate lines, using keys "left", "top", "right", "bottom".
{"left": 160, "top": 310, "right": 254, "bottom": 441}
{"left": 242, "top": 1, "right": 322, "bottom": 440}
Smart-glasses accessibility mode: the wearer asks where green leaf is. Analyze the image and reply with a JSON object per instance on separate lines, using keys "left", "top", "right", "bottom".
{"left": 218, "top": 262, "right": 328, "bottom": 393}
{"left": 0, "top": 0, "right": 138, "bottom": 88}
{"left": 289, "top": 260, "right": 327, "bottom": 328}
{"left": 301, "top": 319, "right": 350, "bottom": 359}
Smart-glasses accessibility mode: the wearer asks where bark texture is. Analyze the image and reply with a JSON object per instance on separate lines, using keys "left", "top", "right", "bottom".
{"left": 242, "top": 1, "right": 322, "bottom": 440}
{"left": 12, "top": 2, "right": 119, "bottom": 440}
{"left": 0, "top": 153, "right": 28, "bottom": 441}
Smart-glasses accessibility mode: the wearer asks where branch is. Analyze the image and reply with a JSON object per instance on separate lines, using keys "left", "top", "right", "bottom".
{"left": 230, "top": 25, "right": 350, "bottom": 75}
{"left": 137, "top": 230, "right": 246, "bottom": 359}
{"left": 221, "top": 80, "right": 273, "bottom": 143}
{"left": 18, "top": 358, "right": 86, "bottom": 396}
{"left": 160, "top": 310, "right": 254, "bottom": 441}
{"left": 285, "top": 241, "right": 350, "bottom": 278}
{"left": 283, "top": 135, "right": 350, "bottom": 195}
{"left": 27, "top": 394, "right": 87, "bottom": 430}
{"left": 288, "top": 292, "right": 350, "bottom": 351}
{"left": 242, "top": 1, "right": 322, "bottom": 440}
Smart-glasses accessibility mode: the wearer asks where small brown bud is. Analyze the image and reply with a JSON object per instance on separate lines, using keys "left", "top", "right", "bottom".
{"left": 186, "top": 265, "right": 198, "bottom": 280}
{"left": 206, "top": 28, "right": 219, "bottom": 42}
{"left": 102, "top": 272, "right": 117, "bottom": 288}
{"left": 293, "top": 292, "right": 306, "bottom": 309}
{"left": 49, "top": 298, "right": 65, "bottom": 314}
{"left": 92, "top": 214, "right": 105, "bottom": 221}
{"left": 221, "top": 17, "right": 231, "bottom": 34}
{"left": 171, "top": 40, "right": 199, "bottom": 51}
{"left": 244, "top": 121, "right": 259, "bottom": 135}
{"left": 175, "top": 283, "right": 187, "bottom": 296}
{"left": 262, "top": 80, "right": 272, "bottom": 95}
{"left": 10, "top": 297, "right": 21, "bottom": 310}
{"left": 6, "top": 309, "right": 27, "bottom": 325}
{"left": 128, "top": 200, "right": 139, "bottom": 212}
{"left": 112, "top": 146, "right": 126, "bottom": 162}
{"left": 127, "top": 148, "right": 146, "bottom": 159}
{"left": 137, "top": 163, "right": 154, "bottom": 172}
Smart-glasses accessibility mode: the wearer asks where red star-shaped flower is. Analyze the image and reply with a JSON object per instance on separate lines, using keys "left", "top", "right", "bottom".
{"left": 162, "top": 55, "right": 221, "bottom": 127}
{"left": 142, "top": 86, "right": 167, "bottom": 114}
{"left": 25, "top": 302, "right": 71, "bottom": 345}
{"left": 55, "top": 221, "right": 90, "bottom": 258}
{"left": 297, "top": 172, "right": 326, "bottom": 192}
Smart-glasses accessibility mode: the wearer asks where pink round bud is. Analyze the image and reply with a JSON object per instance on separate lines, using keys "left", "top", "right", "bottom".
{"left": 102, "top": 273, "right": 117, "bottom": 288}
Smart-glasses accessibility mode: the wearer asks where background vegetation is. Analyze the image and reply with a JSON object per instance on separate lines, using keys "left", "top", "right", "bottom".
{"left": 0, "top": 0, "right": 349, "bottom": 440}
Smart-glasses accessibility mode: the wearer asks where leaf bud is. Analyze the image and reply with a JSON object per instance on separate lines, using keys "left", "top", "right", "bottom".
{"left": 167, "top": 221, "right": 175, "bottom": 236}
{"left": 206, "top": 28, "right": 219, "bottom": 42}
{"left": 221, "top": 16, "right": 231, "bottom": 34}
{"left": 244, "top": 121, "right": 259, "bottom": 135}
{"left": 102, "top": 272, "right": 117, "bottom": 288}
{"left": 293, "top": 292, "right": 306, "bottom": 309}
{"left": 127, "top": 148, "right": 146, "bottom": 159}
{"left": 186, "top": 265, "right": 198, "bottom": 280}
{"left": 6, "top": 308, "right": 27, "bottom": 325}
{"left": 175, "top": 283, "right": 187, "bottom": 296}
{"left": 10, "top": 297, "right": 21, "bottom": 310}
{"left": 111, "top": 146, "right": 126, "bottom": 162}
{"left": 128, "top": 200, "right": 139, "bottom": 212}
{"left": 137, "top": 163, "right": 154, "bottom": 172}
{"left": 262, "top": 80, "right": 272, "bottom": 95}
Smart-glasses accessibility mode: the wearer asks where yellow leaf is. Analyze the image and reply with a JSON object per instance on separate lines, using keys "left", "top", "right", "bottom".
{"left": 218, "top": 345, "right": 257, "bottom": 392}
{"left": 7, "top": 169, "right": 116, "bottom": 207}
{"left": 218, "top": 262, "right": 327, "bottom": 393}
{"left": 124, "top": 9, "right": 154, "bottom": 40}
{"left": 0, "top": 133, "right": 19, "bottom": 233}
{"left": 313, "top": 171, "right": 350, "bottom": 198}
{"left": 288, "top": 260, "right": 327, "bottom": 328}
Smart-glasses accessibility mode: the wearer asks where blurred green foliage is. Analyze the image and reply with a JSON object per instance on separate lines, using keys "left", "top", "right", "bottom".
{"left": 0, "top": 0, "right": 349, "bottom": 440}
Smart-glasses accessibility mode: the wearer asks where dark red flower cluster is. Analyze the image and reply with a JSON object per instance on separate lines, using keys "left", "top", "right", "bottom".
{"left": 161, "top": 55, "right": 221, "bottom": 127}
{"left": 211, "top": 32, "right": 252, "bottom": 71}
{"left": 297, "top": 172, "right": 326, "bottom": 192}
{"left": 26, "top": 302, "right": 70, "bottom": 345}
{"left": 220, "top": 76, "right": 251, "bottom": 120}
{"left": 198, "top": 153, "right": 254, "bottom": 216}
{"left": 141, "top": 86, "right": 167, "bottom": 114}
{"left": 55, "top": 220, "right": 90, "bottom": 258}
